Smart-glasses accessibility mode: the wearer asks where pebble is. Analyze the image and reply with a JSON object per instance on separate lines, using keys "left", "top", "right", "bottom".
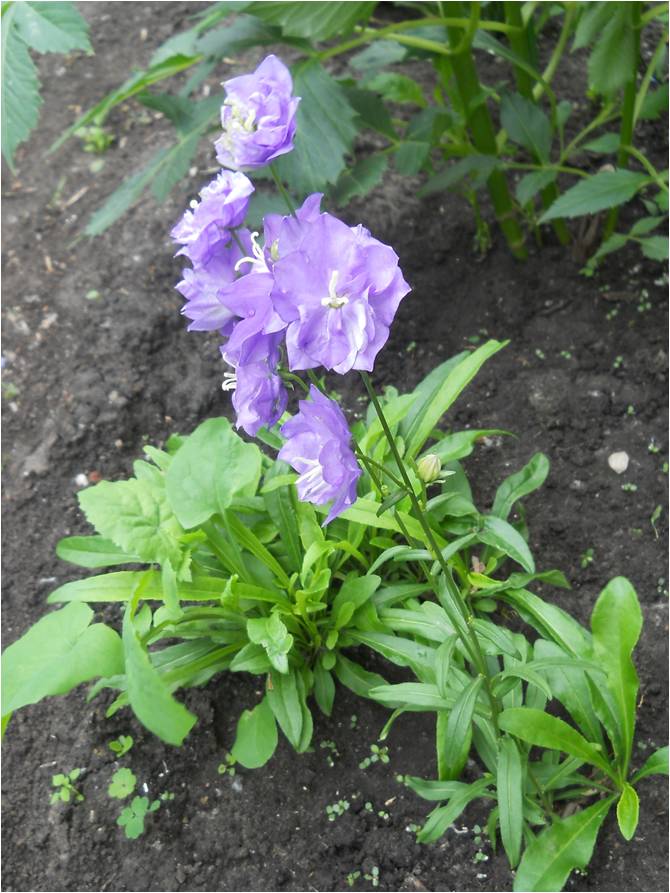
{"left": 74, "top": 473, "right": 89, "bottom": 488}
{"left": 608, "top": 451, "right": 630, "bottom": 474}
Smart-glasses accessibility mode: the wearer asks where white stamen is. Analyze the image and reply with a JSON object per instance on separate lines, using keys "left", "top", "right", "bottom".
{"left": 234, "top": 231, "right": 267, "bottom": 273}
{"left": 189, "top": 199, "right": 198, "bottom": 209}
{"left": 321, "top": 270, "right": 349, "bottom": 309}
{"left": 222, "top": 372, "right": 237, "bottom": 392}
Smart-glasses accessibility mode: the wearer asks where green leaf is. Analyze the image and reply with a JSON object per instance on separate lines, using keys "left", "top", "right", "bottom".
{"left": 262, "top": 461, "right": 302, "bottom": 574}
{"left": 438, "top": 677, "right": 484, "bottom": 780}
{"left": 231, "top": 697, "right": 278, "bottom": 768}
{"left": 246, "top": 1, "right": 376, "bottom": 41}
{"left": 516, "top": 170, "right": 558, "bottom": 206}
{"left": 427, "top": 429, "right": 511, "bottom": 464}
{"left": 267, "top": 669, "right": 306, "bottom": 751}
{"left": 639, "top": 83, "right": 669, "bottom": 121}
{"left": 334, "top": 654, "right": 387, "bottom": 698}
{"left": 587, "top": 5, "right": 635, "bottom": 96}
{"left": 582, "top": 133, "right": 620, "bottom": 155}
{"left": 540, "top": 170, "right": 649, "bottom": 223}
{"left": 513, "top": 798, "right": 614, "bottom": 892}
{"left": 166, "top": 418, "right": 261, "bottom": 528}
{"left": 479, "top": 516, "right": 535, "bottom": 574}
{"left": 331, "top": 575, "right": 381, "bottom": 618}
{"left": 108, "top": 767, "right": 137, "bottom": 799}
{"left": 573, "top": 3, "right": 612, "bottom": 50}
{"left": 616, "top": 783, "right": 639, "bottom": 840}
{"left": 369, "top": 682, "right": 455, "bottom": 712}
{"left": 631, "top": 745, "right": 669, "bottom": 783}
{"left": 13, "top": 1, "right": 91, "bottom": 54}
{"left": 330, "top": 154, "right": 388, "bottom": 206}
{"left": 417, "top": 777, "right": 493, "bottom": 843}
{"left": 500, "top": 589, "right": 591, "bottom": 657}
{"left": 273, "top": 60, "right": 358, "bottom": 194}
{"left": 122, "top": 598, "right": 196, "bottom": 746}
{"left": 314, "top": 662, "right": 335, "bottom": 716}
{"left": 1, "top": 602, "right": 123, "bottom": 716}
{"left": 349, "top": 631, "right": 435, "bottom": 680}
{"left": 47, "top": 570, "right": 233, "bottom": 604}
{"left": 343, "top": 85, "right": 397, "bottom": 141}
{"left": 491, "top": 453, "right": 550, "bottom": 521}
{"left": 498, "top": 708, "right": 613, "bottom": 777}
{"left": 497, "top": 737, "right": 524, "bottom": 868}
{"left": 365, "top": 71, "right": 426, "bottom": 107}
{"left": 403, "top": 341, "right": 506, "bottom": 459}
{"left": 419, "top": 155, "right": 500, "bottom": 197}
{"left": 349, "top": 39, "right": 407, "bottom": 71}
{"left": 638, "top": 235, "right": 669, "bottom": 262}
{"left": 395, "top": 140, "right": 430, "bottom": 176}
{"left": 590, "top": 577, "right": 642, "bottom": 775}
{"left": 56, "top": 535, "right": 140, "bottom": 568}
{"left": 79, "top": 477, "right": 184, "bottom": 571}
{"left": 500, "top": 92, "right": 552, "bottom": 162}
{"left": 1, "top": 4, "right": 40, "bottom": 169}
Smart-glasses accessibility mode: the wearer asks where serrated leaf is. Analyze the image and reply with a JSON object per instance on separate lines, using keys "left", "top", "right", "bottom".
{"left": 246, "top": 2, "right": 376, "bottom": 41}
{"left": 343, "top": 85, "right": 397, "bottom": 140}
{"left": 330, "top": 154, "right": 388, "bottom": 206}
{"left": 395, "top": 140, "right": 430, "bottom": 176}
{"left": 501, "top": 92, "right": 552, "bottom": 162}
{"left": 166, "top": 418, "right": 262, "bottom": 528}
{"left": 587, "top": 5, "right": 634, "bottom": 96}
{"left": 13, "top": 2, "right": 91, "bottom": 54}
{"left": 540, "top": 170, "right": 648, "bottom": 222}
{"left": 350, "top": 39, "right": 407, "bottom": 71}
{"left": 231, "top": 696, "right": 278, "bottom": 768}
{"left": 274, "top": 61, "right": 358, "bottom": 194}
{"left": 638, "top": 235, "right": 669, "bottom": 261}
{"left": 639, "top": 83, "right": 669, "bottom": 121}
{"left": 582, "top": 132, "right": 620, "bottom": 154}
{"left": 365, "top": 71, "right": 426, "bottom": 107}
{"left": 1, "top": 5, "right": 41, "bottom": 169}
{"left": 516, "top": 170, "right": 557, "bottom": 206}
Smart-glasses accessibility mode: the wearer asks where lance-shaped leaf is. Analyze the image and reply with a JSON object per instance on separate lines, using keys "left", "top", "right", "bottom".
{"left": 631, "top": 745, "right": 669, "bottom": 783}
{"left": 491, "top": 453, "right": 550, "bottom": 521}
{"left": 478, "top": 516, "right": 535, "bottom": 574}
{"left": 438, "top": 676, "right": 484, "bottom": 780}
{"left": 590, "top": 576, "right": 642, "bottom": 776}
{"left": 497, "top": 736, "right": 524, "bottom": 868}
{"left": 513, "top": 798, "right": 614, "bottom": 892}
{"left": 540, "top": 170, "right": 648, "bottom": 223}
{"left": 616, "top": 783, "right": 639, "bottom": 841}
{"left": 417, "top": 777, "right": 494, "bottom": 843}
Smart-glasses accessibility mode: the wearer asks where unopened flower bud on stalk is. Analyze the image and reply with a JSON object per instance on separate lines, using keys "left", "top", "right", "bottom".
{"left": 417, "top": 454, "right": 441, "bottom": 484}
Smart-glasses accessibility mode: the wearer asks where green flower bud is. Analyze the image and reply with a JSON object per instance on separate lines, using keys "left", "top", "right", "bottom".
{"left": 417, "top": 453, "right": 441, "bottom": 483}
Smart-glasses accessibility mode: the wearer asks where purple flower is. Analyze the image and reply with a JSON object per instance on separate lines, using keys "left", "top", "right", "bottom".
{"left": 171, "top": 171, "right": 253, "bottom": 266}
{"left": 231, "top": 351, "right": 288, "bottom": 437}
{"left": 272, "top": 213, "right": 411, "bottom": 374}
{"left": 176, "top": 233, "right": 252, "bottom": 334}
{"left": 278, "top": 386, "right": 361, "bottom": 524}
{"left": 215, "top": 55, "right": 300, "bottom": 171}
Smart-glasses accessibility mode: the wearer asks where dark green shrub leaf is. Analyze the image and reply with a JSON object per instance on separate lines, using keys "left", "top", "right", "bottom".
{"left": 639, "top": 235, "right": 669, "bottom": 261}
{"left": 516, "top": 170, "right": 557, "bottom": 206}
{"left": 330, "top": 155, "right": 388, "bottom": 206}
{"left": 246, "top": 2, "right": 376, "bottom": 41}
{"left": 395, "top": 141, "right": 430, "bottom": 176}
{"left": 349, "top": 39, "right": 407, "bottom": 71}
{"left": 500, "top": 92, "right": 552, "bottom": 162}
{"left": 539, "top": 170, "right": 648, "bottom": 222}
{"left": 364, "top": 71, "right": 426, "bottom": 107}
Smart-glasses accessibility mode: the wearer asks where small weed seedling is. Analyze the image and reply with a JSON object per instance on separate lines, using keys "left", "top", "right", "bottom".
{"left": 50, "top": 769, "right": 84, "bottom": 804}
{"left": 108, "top": 767, "right": 136, "bottom": 799}
{"left": 108, "top": 735, "right": 133, "bottom": 757}
{"left": 326, "top": 799, "right": 350, "bottom": 821}
{"left": 580, "top": 548, "right": 595, "bottom": 569}
{"left": 320, "top": 739, "right": 339, "bottom": 766}
{"left": 626, "top": 404, "right": 636, "bottom": 416}
{"left": 217, "top": 752, "right": 237, "bottom": 777}
{"left": 77, "top": 124, "right": 114, "bottom": 154}
{"left": 559, "top": 350, "right": 572, "bottom": 360}
{"left": 346, "top": 870, "right": 361, "bottom": 887}
{"left": 117, "top": 795, "right": 160, "bottom": 839}
{"left": 364, "top": 866, "right": 380, "bottom": 887}
{"left": 349, "top": 714, "right": 358, "bottom": 730}
{"left": 650, "top": 505, "right": 663, "bottom": 539}
{"left": 534, "top": 348, "right": 546, "bottom": 360}
{"left": 648, "top": 440, "right": 661, "bottom": 454}
{"left": 613, "top": 355, "right": 624, "bottom": 370}
{"left": 359, "top": 744, "right": 389, "bottom": 770}
{"left": 621, "top": 482, "right": 638, "bottom": 492}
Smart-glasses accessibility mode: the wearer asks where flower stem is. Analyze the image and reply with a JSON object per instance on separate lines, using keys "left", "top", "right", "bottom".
{"left": 270, "top": 164, "right": 296, "bottom": 216}
{"left": 360, "top": 371, "right": 500, "bottom": 729}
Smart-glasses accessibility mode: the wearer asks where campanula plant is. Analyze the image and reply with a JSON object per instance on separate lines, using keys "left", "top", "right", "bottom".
{"left": 3, "top": 53, "right": 666, "bottom": 893}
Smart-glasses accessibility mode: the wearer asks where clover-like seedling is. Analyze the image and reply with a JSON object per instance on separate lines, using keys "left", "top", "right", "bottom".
{"left": 326, "top": 799, "right": 350, "bottom": 821}
{"left": 359, "top": 744, "right": 389, "bottom": 770}
{"left": 217, "top": 752, "right": 237, "bottom": 777}
{"left": 580, "top": 548, "right": 594, "bottom": 569}
{"left": 108, "top": 735, "right": 133, "bottom": 757}
{"left": 108, "top": 767, "right": 137, "bottom": 800}
{"left": 50, "top": 768, "right": 84, "bottom": 805}
{"left": 117, "top": 795, "right": 160, "bottom": 840}
{"left": 364, "top": 866, "right": 380, "bottom": 887}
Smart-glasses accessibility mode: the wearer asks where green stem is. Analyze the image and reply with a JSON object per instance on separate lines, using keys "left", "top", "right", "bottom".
{"left": 270, "top": 164, "right": 296, "bottom": 216}
{"left": 603, "top": 3, "right": 641, "bottom": 240}
{"left": 360, "top": 371, "right": 500, "bottom": 729}
{"left": 633, "top": 28, "right": 669, "bottom": 125}
{"left": 504, "top": 1, "right": 570, "bottom": 246}
{"left": 532, "top": 3, "right": 575, "bottom": 102}
{"left": 444, "top": 2, "right": 527, "bottom": 260}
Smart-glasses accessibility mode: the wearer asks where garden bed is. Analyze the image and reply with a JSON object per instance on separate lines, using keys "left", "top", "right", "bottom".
{"left": 2, "top": 3, "right": 668, "bottom": 891}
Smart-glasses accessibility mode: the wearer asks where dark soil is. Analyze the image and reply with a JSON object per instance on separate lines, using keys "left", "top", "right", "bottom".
{"left": 2, "top": 4, "right": 668, "bottom": 892}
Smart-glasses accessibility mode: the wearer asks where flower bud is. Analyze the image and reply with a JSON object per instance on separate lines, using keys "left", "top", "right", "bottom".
{"left": 417, "top": 453, "right": 441, "bottom": 484}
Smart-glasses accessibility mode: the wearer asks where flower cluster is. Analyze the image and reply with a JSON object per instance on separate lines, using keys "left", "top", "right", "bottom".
{"left": 171, "top": 55, "right": 410, "bottom": 521}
